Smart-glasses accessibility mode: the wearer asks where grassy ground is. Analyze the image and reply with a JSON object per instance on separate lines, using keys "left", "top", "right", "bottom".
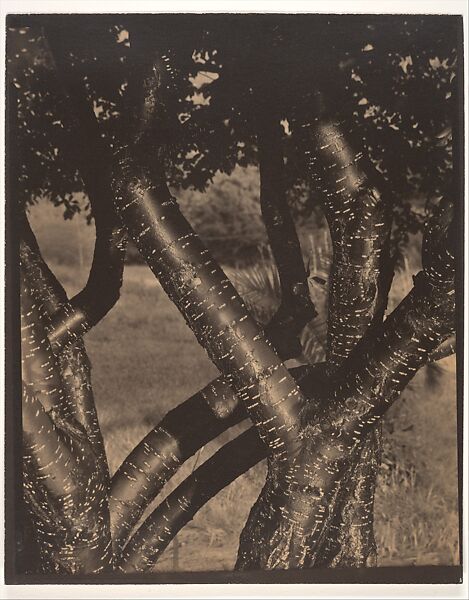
{"left": 28, "top": 202, "right": 460, "bottom": 571}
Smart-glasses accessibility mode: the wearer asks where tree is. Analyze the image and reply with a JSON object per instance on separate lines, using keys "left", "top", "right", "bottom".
{"left": 8, "top": 14, "right": 460, "bottom": 574}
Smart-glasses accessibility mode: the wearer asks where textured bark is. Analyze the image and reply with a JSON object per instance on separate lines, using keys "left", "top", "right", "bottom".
{"left": 236, "top": 106, "right": 393, "bottom": 568}
{"left": 111, "top": 364, "right": 317, "bottom": 562}
{"left": 21, "top": 219, "right": 108, "bottom": 470}
{"left": 111, "top": 165, "right": 308, "bottom": 469}
{"left": 110, "top": 379, "right": 247, "bottom": 554}
{"left": 302, "top": 112, "right": 393, "bottom": 567}
{"left": 314, "top": 428, "right": 381, "bottom": 568}
{"left": 235, "top": 198, "right": 455, "bottom": 569}
{"left": 111, "top": 62, "right": 308, "bottom": 465}
{"left": 21, "top": 268, "right": 113, "bottom": 573}
{"left": 119, "top": 427, "right": 267, "bottom": 571}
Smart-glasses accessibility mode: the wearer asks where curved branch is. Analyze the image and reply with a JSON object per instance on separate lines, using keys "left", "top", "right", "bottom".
{"left": 110, "top": 364, "right": 315, "bottom": 554}
{"left": 21, "top": 219, "right": 109, "bottom": 469}
{"left": 303, "top": 109, "right": 394, "bottom": 369}
{"left": 48, "top": 214, "right": 126, "bottom": 352}
{"left": 41, "top": 23, "right": 127, "bottom": 351}
{"left": 290, "top": 97, "right": 394, "bottom": 566}
{"left": 109, "top": 379, "right": 246, "bottom": 554}
{"left": 118, "top": 366, "right": 330, "bottom": 573}
{"left": 118, "top": 427, "right": 267, "bottom": 572}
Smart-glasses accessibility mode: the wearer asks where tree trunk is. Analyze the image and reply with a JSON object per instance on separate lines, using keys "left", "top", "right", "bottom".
{"left": 235, "top": 113, "right": 454, "bottom": 569}
{"left": 21, "top": 264, "right": 114, "bottom": 573}
{"left": 18, "top": 28, "right": 457, "bottom": 574}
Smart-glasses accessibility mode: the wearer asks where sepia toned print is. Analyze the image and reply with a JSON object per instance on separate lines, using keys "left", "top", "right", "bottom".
{"left": 6, "top": 13, "right": 462, "bottom": 581}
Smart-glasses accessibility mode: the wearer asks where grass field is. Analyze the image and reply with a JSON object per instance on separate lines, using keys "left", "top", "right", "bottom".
{"left": 28, "top": 202, "right": 460, "bottom": 571}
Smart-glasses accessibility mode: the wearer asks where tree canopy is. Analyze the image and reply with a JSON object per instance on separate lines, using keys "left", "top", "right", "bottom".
{"left": 9, "top": 14, "right": 459, "bottom": 249}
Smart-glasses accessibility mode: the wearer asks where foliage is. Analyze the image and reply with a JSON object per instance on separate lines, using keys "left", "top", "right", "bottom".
{"left": 178, "top": 166, "right": 266, "bottom": 265}
{"left": 8, "top": 14, "right": 459, "bottom": 250}
{"left": 227, "top": 237, "right": 329, "bottom": 363}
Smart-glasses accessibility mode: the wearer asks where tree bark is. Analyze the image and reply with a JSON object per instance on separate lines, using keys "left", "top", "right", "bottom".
{"left": 303, "top": 111, "right": 393, "bottom": 567}
{"left": 21, "top": 266, "right": 114, "bottom": 573}
{"left": 256, "top": 107, "right": 316, "bottom": 358}
{"left": 22, "top": 29, "right": 458, "bottom": 574}
{"left": 119, "top": 427, "right": 267, "bottom": 571}
{"left": 110, "top": 364, "right": 316, "bottom": 558}
{"left": 236, "top": 100, "right": 394, "bottom": 568}
{"left": 21, "top": 216, "right": 110, "bottom": 473}
{"left": 236, "top": 244, "right": 454, "bottom": 568}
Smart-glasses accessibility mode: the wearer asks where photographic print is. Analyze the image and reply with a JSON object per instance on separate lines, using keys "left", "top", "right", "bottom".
{"left": 4, "top": 10, "right": 464, "bottom": 586}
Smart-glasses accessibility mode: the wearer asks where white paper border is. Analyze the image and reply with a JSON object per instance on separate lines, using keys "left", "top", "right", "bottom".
{"left": 1, "top": 2, "right": 467, "bottom": 598}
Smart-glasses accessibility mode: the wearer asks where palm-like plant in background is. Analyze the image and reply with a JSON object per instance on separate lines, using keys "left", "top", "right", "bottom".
{"left": 227, "top": 233, "right": 330, "bottom": 365}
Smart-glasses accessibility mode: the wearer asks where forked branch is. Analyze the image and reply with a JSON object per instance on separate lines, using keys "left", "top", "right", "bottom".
{"left": 236, "top": 197, "right": 455, "bottom": 569}
{"left": 42, "top": 23, "right": 127, "bottom": 351}
{"left": 21, "top": 268, "right": 113, "bottom": 573}
{"left": 295, "top": 91, "right": 397, "bottom": 566}
{"left": 21, "top": 217, "right": 108, "bottom": 469}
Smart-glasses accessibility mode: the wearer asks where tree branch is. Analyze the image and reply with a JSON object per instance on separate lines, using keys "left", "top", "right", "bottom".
{"left": 236, "top": 198, "right": 455, "bottom": 569}
{"left": 41, "top": 23, "right": 127, "bottom": 351}
{"left": 48, "top": 213, "right": 126, "bottom": 352}
{"left": 109, "top": 379, "right": 247, "bottom": 554}
{"left": 118, "top": 427, "right": 267, "bottom": 572}
{"left": 115, "top": 367, "right": 330, "bottom": 572}
{"left": 289, "top": 95, "right": 395, "bottom": 566}
{"left": 257, "top": 109, "right": 316, "bottom": 358}
{"left": 109, "top": 364, "right": 316, "bottom": 554}
{"left": 21, "top": 269, "right": 113, "bottom": 573}
{"left": 303, "top": 107, "right": 394, "bottom": 368}
{"left": 110, "top": 56, "right": 309, "bottom": 464}
{"left": 21, "top": 217, "right": 109, "bottom": 470}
